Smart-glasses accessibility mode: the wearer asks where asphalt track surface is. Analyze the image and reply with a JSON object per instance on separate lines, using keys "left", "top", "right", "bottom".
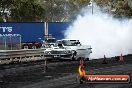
{"left": 0, "top": 55, "right": 132, "bottom": 88}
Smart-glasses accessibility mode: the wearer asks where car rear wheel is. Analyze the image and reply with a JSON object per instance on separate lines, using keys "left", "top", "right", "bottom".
{"left": 72, "top": 51, "right": 77, "bottom": 61}
{"left": 85, "top": 58, "right": 89, "bottom": 61}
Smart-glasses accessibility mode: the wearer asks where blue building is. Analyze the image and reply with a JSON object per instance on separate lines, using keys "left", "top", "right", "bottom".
{"left": 0, "top": 22, "right": 45, "bottom": 43}
{"left": 0, "top": 22, "right": 71, "bottom": 44}
{"left": 48, "top": 22, "right": 70, "bottom": 40}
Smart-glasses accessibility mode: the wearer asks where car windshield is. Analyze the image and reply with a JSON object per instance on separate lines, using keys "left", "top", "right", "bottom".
{"left": 45, "top": 38, "right": 56, "bottom": 43}
{"left": 62, "top": 40, "right": 80, "bottom": 46}
{"left": 54, "top": 43, "right": 64, "bottom": 49}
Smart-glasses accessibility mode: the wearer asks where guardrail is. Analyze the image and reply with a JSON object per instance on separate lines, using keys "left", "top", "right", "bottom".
{"left": 0, "top": 48, "right": 46, "bottom": 64}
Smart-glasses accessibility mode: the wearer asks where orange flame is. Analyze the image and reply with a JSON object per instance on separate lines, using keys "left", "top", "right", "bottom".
{"left": 78, "top": 59, "right": 86, "bottom": 76}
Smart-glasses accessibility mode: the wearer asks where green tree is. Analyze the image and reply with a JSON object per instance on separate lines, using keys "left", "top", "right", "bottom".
{"left": 0, "top": 17, "right": 4, "bottom": 22}
{"left": 0, "top": 0, "right": 45, "bottom": 22}
{"left": 95, "top": 0, "right": 132, "bottom": 18}
{"left": 40, "top": 0, "right": 90, "bottom": 22}
{"left": 128, "top": 0, "right": 132, "bottom": 9}
{"left": 111, "top": 0, "right": 132, "bottom": 18}
{"left": 1, "top": 0, "right": 132, "bottom": 22}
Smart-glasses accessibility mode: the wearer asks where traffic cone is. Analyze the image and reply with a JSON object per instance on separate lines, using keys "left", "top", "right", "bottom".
{"left": 114, "top": 56, "right": 117, "bottom": 61}
{"left": 102, "top": 55, "right": 107, "bottom": 64}
{"left": 119, "top": 53, "right": 124, "bottom": 61}
{"left": 80, "top": 58, "right": 84, "bottom": 65}
{"left": 114, "top": 56, "right": 119, "bottom": 61}
{"left": 104, "top": 55, "right": 106, "bottom": 59}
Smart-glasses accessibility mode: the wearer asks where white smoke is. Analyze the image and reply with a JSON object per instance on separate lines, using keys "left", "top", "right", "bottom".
{"left": 64, "top": 3, "right": 132, "bottom": 59}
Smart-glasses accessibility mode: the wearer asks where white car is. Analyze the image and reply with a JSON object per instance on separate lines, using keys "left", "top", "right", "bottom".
{"left": 56, "top": 39, "right": 92, "bottom": 60}
{"left": 44, "top": 44, "right": 72, "bottom": 60}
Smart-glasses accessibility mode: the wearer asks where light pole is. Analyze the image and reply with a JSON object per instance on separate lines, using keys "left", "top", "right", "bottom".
{"left": 4, "top": 35, "right": 7, "bottom": 50}
{"left": 20, "top": 35, "right": 22, "bottom": 49}
{"left": 10, "top": 35, "right": 12, "bottom": 50}
{"left": 91, "top": 0, "right": 93, "bottom": 15}
{"left": 89, "top": 0, "right": 94, "bottom": 15}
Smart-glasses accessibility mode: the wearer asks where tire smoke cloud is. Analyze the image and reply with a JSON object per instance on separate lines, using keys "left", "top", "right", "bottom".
{"left": 64, "top": 3, "right": 132, "bottom": 59}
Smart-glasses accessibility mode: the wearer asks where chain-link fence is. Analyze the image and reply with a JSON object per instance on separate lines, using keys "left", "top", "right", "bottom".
{"left": 0, "top": 34, "right": 21, "bottom": 50}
